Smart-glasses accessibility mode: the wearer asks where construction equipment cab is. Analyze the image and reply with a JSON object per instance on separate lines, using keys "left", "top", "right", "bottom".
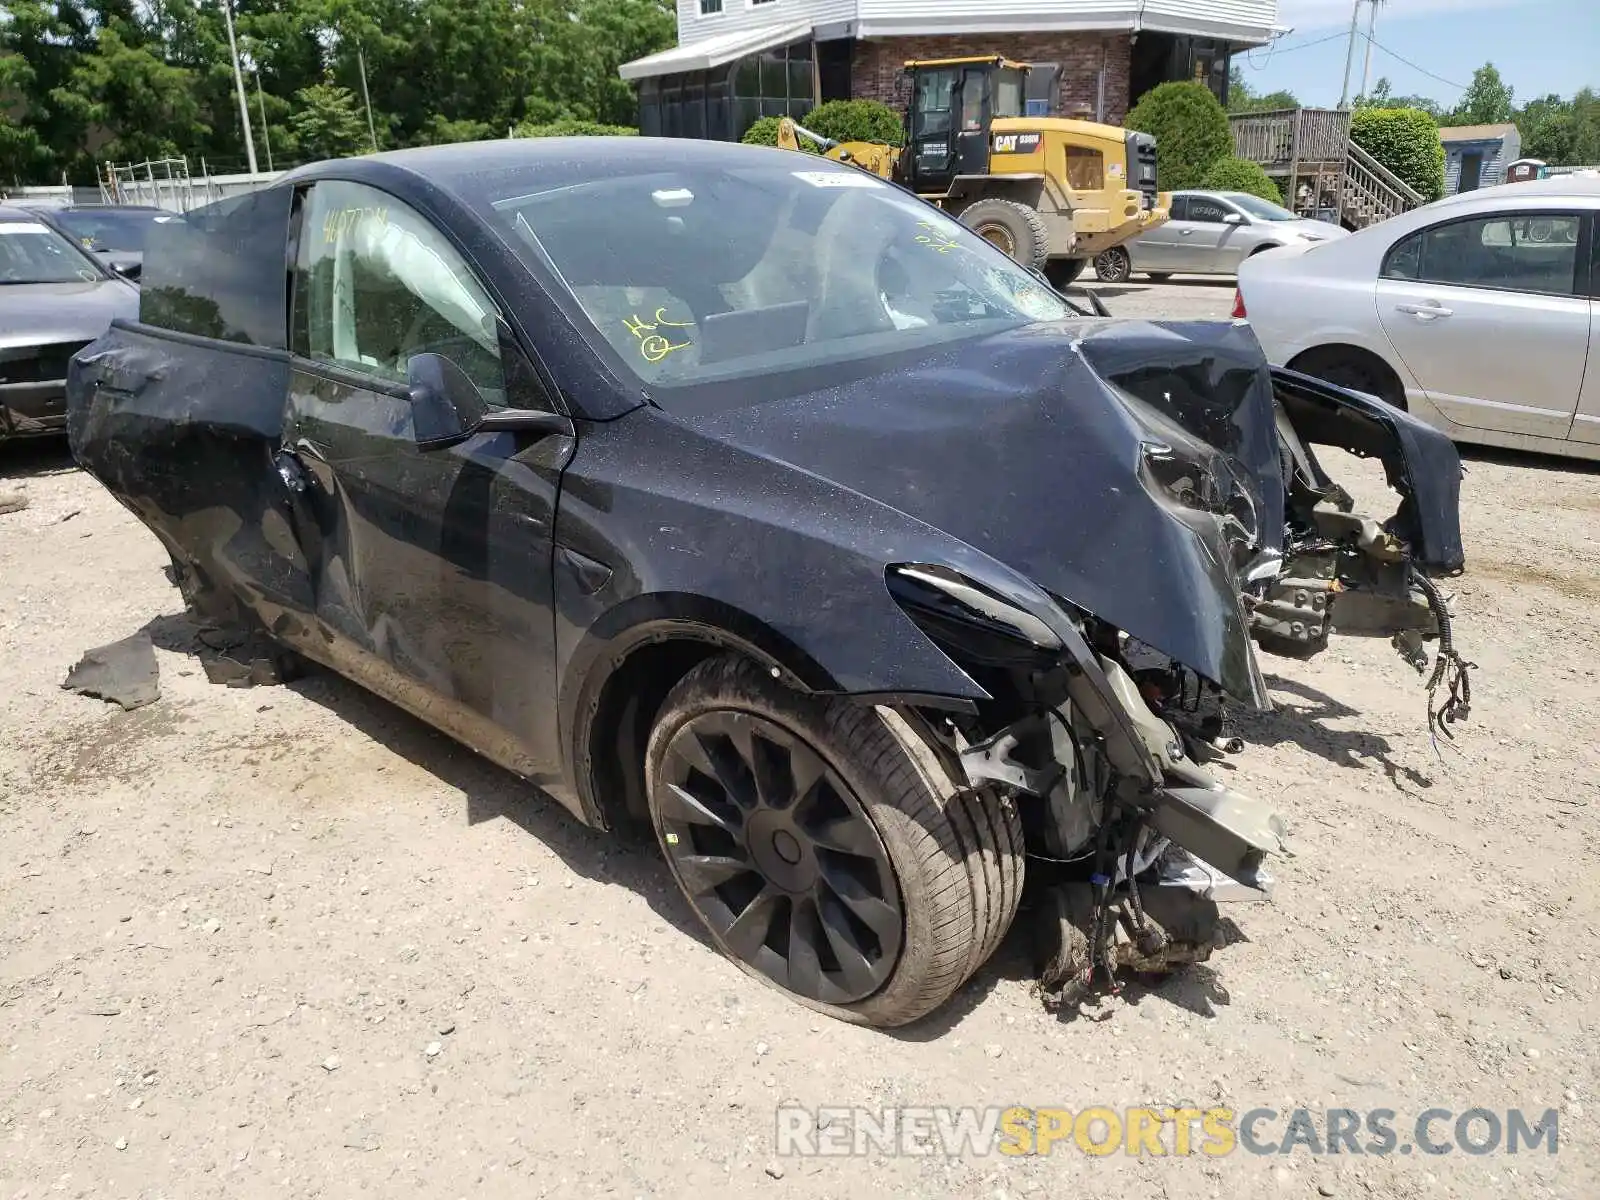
{"left": 900, "top": 56, "right": 1168, "bottom": 284}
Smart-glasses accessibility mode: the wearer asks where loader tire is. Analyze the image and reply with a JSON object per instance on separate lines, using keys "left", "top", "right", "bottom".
{"left": 645, "top": 654, "right": 1024, "bottom": 1027}
{"left": 959, "top": 199, "right": 1049, "bottom": 269}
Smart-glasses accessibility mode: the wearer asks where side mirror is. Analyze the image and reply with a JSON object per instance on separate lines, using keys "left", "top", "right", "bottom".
{"left": 112, "top": 260, "right": 141, "bottom": 281}
{"left": 407, "top": 352, "right": 489, "bottom": 449}
{"left": 1222, "top": 213, "right": 1245, "bottom": 225}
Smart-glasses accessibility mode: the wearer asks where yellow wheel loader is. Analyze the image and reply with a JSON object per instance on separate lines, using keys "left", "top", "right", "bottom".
{"left": 775, "top": 56, "right": 1171, "bottom": 284}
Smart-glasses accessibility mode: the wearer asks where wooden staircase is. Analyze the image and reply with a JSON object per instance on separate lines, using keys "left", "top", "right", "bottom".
{"left": 1228, "top": 108, "right": 1425, "bottom": 229}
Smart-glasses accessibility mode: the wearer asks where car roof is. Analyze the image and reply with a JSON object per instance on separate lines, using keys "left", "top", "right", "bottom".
{"left": 294, "top": 135, "right": 840, "bottom": 198}
{"left": 1426, "top": 174, "right": 1600, "bottom": 210}
{"left": 0, "top": 205, "right": 56, "bottom": 223}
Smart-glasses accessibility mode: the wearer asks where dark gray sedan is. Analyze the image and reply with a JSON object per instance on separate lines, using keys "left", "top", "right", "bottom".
{"left": 0, "top": 206, "right": 139, "bottom": 438}
{"left": 42, "top": 204, "right": 170, "bottom": 279}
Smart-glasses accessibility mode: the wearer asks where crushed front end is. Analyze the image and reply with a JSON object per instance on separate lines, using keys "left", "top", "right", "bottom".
{"left": 877, "top": 350, "right": 1469, "bottom": 1002}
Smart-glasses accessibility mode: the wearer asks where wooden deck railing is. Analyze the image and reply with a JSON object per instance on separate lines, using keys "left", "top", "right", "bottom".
{"left": 1229, "top": 108, "right": 1352, "bottom": 166}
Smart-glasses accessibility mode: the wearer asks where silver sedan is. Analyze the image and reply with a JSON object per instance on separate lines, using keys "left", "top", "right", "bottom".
{"left": 1094, "top": 190, "right": 1347, "bottom": 282}
{"left": 1238, "top": 176, "right": 1600, "bottom": 463}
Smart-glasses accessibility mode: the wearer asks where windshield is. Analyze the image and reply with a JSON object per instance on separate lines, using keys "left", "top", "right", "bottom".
{"left": 54, "top": 208, "right": 166, "bottom": 251}
{"left": 487, "top": 163, "right": 1073, "bottom": 395}
{"left": 1225, "top": 194, "right": 1298, "bottom": 222}
{"left": 0, "top": 221, "right": 104, "bottom": 284}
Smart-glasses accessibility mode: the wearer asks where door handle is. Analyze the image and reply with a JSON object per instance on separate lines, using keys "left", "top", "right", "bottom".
{"left": 1395, "top": 302, "right": 1453, "bottom": 319}
{"left": 1178, "top": 229, "right": 1195, "bottom": 236}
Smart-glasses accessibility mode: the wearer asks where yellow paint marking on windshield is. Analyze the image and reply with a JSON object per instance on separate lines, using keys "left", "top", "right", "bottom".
{"left": 322, "top": 206, "right": 390, "bottom": 243}
{"left": 914, "top": 221, "right": 960, "bottom": 254}
{"left": 623, "top": 307, "right": 694, "bottom": 364}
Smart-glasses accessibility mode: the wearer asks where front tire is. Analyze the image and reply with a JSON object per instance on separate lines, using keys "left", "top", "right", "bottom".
{"left": 1094, "top": 246, "right": 1132, "bottom": 283}
{"left": 958, "top": 198, "right": 1049, "bottom": 269}
{"left": 645, "top": 655, "right": 1023, "bottom": 1027}
{"left": 1044, "top": 257, "right": 1087, "bottom": 287}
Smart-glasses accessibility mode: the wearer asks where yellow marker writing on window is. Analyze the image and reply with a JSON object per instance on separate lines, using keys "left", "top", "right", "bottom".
{"left": 322, "top": 206, "right": 389, "bottom": 244}
{"left": 623, "top": 307, "right": 693, "bottom": 363}
{"left": 914, "top": 221, "right": 960, "bottom": 254}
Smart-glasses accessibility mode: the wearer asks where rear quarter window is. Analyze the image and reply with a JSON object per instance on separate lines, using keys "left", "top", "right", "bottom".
{"left": 139, "top": 188, "right": 293, "bottom": 348}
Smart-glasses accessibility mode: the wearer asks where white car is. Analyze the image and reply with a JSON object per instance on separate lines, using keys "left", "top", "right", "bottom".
{"left": 1237, "top": 176, "right": 1600, "bottom": 462}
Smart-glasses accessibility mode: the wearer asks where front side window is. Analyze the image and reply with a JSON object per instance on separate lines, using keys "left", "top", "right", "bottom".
{"left": 1186, "top": 197, "right": 1232, "bottom": 224}
{"left": 488, "top": 163, "right": 1073, "bottom": 402}
{"left": 0, "top": 221, "right": 103, "bottom": 284}
{"left": 1225, "top": 194, "right": 1297, "bottom": 222}
{"left": 292, "top": 179, "right": 505, "bottom": 404}
{"left": 1382, "top": 213, "right": 1581, "bottom": 296}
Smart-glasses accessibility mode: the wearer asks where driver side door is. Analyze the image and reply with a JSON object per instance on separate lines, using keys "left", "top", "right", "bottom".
{"left": 280, "top": 178, "right": 573, "bottom": 781}
{"left": 1168, "top": 194, "right": 1237, "bottom": 273}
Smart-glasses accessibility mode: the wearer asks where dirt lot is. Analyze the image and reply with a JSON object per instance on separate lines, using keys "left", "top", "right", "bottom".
{"left": 3, "top": 280, "right": 1598, "bottom": 1199}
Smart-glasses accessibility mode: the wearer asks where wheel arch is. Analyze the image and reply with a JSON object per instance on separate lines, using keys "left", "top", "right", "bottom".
{"left": 1288, "top": 342, "right": 1410, "bottom": 410}
{"left": 563, "top": 594, "right": 843, "bottom": 834}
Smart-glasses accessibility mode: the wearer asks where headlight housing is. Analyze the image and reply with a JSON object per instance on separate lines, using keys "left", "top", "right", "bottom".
{"left": 886, "top": 563, "right": 1064, "bottom": 669}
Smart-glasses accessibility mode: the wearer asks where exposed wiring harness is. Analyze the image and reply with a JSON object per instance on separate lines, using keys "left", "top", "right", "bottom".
{"left": 1412, "top": 568, "right": 1474, "bottom": 756}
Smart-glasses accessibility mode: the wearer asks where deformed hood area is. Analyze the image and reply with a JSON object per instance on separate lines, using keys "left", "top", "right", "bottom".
{"left": 675, "top": 319, "right": 1286, "bottom": 706}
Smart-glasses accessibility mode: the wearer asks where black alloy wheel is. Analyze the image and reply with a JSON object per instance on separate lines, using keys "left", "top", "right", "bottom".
{"left": 656, "top": 710, "right": 904, "bottom": 1005}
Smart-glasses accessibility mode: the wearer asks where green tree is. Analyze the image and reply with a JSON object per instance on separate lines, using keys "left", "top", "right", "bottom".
{"left": 1353, "top": 77, "right": 1443, "bottom": 118}
{"left": 287, "top": 81, "right": 368, "bottom": 161}
{"left": 1525, "top": 112, "right": 1578, "bottom": 164}
{"left": 1227, "top": 68, "right": 1298, "bottom": 114}
{"left": 1126, "top": 81, "right": 1232, "bottom": 191}
{"left": 1449, "top": 63, "right": 1514, "bottom": 125}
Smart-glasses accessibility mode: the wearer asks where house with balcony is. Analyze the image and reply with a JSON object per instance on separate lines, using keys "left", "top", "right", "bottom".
{"left": 619, "top": 0, "right": 1281, "bottom": 141}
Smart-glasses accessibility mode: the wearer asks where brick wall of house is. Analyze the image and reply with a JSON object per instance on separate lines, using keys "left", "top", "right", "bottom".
{"left": 850, "top": 33, "right": 1133, "bottom": 127}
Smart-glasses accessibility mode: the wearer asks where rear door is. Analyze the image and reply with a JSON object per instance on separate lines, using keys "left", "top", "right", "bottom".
{"left": 1566, "top": 213, "right": 1600, "bottom": 445}
{"left": 1375, "top": 210, "right": 1590, "bottom": 440}
{"left": 282, "top": 177, "right": 573, "bottom": 778}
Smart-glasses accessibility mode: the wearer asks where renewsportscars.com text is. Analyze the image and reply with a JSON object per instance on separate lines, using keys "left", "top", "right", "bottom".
{"left": 774, "top": 1105, "right": 1560, "bottom": 1158}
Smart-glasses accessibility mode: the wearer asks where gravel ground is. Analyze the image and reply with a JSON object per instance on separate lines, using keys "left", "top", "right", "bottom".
{"left": 3, "top": 281, "right": 1597, "bottom": 1199}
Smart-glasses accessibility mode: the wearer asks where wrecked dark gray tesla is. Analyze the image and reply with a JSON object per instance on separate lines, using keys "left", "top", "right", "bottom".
{"left": 67, "top": 139, "right": 1469, "bottom": 1026}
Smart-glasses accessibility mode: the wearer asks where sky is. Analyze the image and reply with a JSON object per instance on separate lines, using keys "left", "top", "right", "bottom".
{"left": 1237, "top": 0, "right": 1599, "bottom": 109}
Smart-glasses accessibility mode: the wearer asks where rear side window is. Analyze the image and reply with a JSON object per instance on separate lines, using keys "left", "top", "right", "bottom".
{"left": 1381, "top": 213, "right": 1582, "bottom": 296}
{"left": 139, "top": 188, "right": 292, "bottom": 348}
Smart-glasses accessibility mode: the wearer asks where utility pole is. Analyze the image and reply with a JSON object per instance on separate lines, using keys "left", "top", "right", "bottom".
{"left": 1338, "top": 0, "right": 1363, "bottom": 109}
{"left": 1359, "top": 0, "right": 1381, "bottom": 100}
{"left": 255, "top": 68, "right": 274, "bottom": 173}
{"left": 221, "top": 0, "right": 259, "bottom": 174}
{"left": 357, "top": 43, "right": 379, "bottom": 153}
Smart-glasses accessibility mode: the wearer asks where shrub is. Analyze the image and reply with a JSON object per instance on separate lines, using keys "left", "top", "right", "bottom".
{"left": 800, "top": 99, "right": 905, "bottom": 147}
{"left": 741, "top": 101, "right": 904, "bottom": 149}
{"left": 1125, "top": 81, "right": 1233, "bottom": 192}
{"left": 1350, "top": 107, "right": 1445, "bottom": 201}
{"left": 513, "top": 119, "right": 638, "bottom": 138}
{"left": 1200, "top": 156, "right": 1284, "bottom": 204}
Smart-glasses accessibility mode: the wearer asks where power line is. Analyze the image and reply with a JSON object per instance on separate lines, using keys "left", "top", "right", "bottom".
{"left": 1243, "top": 29, "right": 1353, "bottom": 72}
{"left": 1364, "top": 34, "right": 1468, "bottom": 91}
